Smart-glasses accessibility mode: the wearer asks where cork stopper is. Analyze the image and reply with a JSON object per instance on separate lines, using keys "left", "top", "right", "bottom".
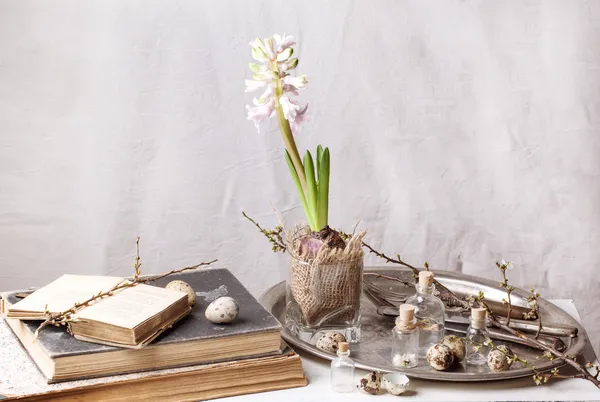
{"left": 338, "top": 342, "right": 349, "bottom": 353}
{"left": 419, "top": 271, "right": 434, "bottom": 289}
{"left": 471, "top": 307, "right": 486, "bottom": 321}
{"left": 399, "top": 304, "right": 415, "bottom": 323}
{"left": 471, "top": 307, "right": 487, "bottom": 329}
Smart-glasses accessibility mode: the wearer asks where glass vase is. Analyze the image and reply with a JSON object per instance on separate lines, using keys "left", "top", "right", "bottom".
{"left": 285, "top": 254, "right": 363, "bottom": 343}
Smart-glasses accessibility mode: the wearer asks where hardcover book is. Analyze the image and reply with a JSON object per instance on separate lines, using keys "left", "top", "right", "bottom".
{"left": 0, "top": 319, "right": 306, "bottom": 401}
{"left": 1, "top": 268, "right": 282, "bottom": 382}
{"left": 6, "top": 275, "right": 192, "bottom": 348}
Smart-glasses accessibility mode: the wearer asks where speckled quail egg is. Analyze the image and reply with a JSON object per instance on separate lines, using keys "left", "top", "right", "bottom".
{"left": 205, "top": 296, "right": 239, "bottom": 324}
{"left": 441, "top": 335, "right": 466, "bottom": 362}
{"left": 427, "top": 344, "right": 455, "bottom": 371}
{"left": 487, "top": 345, "right": 514, "bottom": 372}
{"left": 165, "top": 280, "right": 196, "bottom": 307}
{"left": 315, "top": 331, "right": 347, "bottom": 354}
{"left": 357, "top": 371, "right": 382, "bottom": 395}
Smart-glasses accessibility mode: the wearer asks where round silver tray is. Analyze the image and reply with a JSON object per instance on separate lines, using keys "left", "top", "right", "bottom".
{"left": 259, "top": 267, "right": 586, "bottom": 382}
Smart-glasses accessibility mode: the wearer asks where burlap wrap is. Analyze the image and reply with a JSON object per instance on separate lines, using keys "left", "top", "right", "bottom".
{"left": 287, "top": 226, "right": 366, "bottom": 327}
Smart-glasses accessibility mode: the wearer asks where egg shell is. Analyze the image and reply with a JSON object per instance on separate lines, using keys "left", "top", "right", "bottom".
{"left": 487, "top": 345, "right": 514, "bottom": 372}
{"left": 205, "top": 296, "right": 239, "bottom": 324}
{"left": 165, "top": 280, "right": 196, "bottom": 307}
{"left": 315, "top": 331, "right": 347, "bottom": 354}
{"left": 357, "top": 371, "right": 382, "bottom": 395}
{"left": 427, "top": 344, "right": 455, "bottom": 371}
{"left": 441, "top": 335, "right": 466, "bottom": 362}
{"left": 382, "top": 373, "right": 410, "bottom": 395}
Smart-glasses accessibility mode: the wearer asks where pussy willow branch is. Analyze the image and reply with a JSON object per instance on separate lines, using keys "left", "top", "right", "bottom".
{"left": 244, "top": 212, "right": 468, "bottom": 308}
{"left": 242, "top": 213, "right": 468, "bottom": 308}
{"left": 476, "top": 282, "right": 600, "bottom": 388}
{"left": 242, "top": 211, "right": 286, "bottom": 253}
{"left": 133, "top": 236, "right": 142, "bottom": 281}
{"left": 485, "top": 333, "right": 556, "bottom": 384}
{"left": 362, "top": 272, "right": 414, "bottom": 287}
{"left": 360, "top": 240, "right": 469, "bottom": 309}
{"left": 497, "top": 261, "right": 514, "bottom": 326}
{"left": 525, "top": 287, "right": 543, "bottom": 338}
{"left": 33, "top": 241, "right": 217, "bottom": 340}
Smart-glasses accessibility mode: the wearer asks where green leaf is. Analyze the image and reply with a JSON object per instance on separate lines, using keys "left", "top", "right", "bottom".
{"left": 317, "top": 147, "right": 330, "bottom": 230}
{"left": 303, "top": 150, "right": 319, "bottom": 231}
{"left": 316, "top": 145, "right": 323, "bottom": 179}
{"left": 285, "top": 150, "right": 314, "bottom": 229}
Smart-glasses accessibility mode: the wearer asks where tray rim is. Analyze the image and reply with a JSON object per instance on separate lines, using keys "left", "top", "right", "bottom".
{"left": 259, "top": 267, "right": 587, "bottom": 382}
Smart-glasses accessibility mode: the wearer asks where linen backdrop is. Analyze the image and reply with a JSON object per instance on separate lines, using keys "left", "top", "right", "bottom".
{"left": 1, "top": 0, "right": 599, "bottom": 353}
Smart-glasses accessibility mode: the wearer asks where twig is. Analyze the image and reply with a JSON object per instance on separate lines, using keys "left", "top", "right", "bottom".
{"left": 361, "top": 240, "right": 469, "bottom": 309}
{"left": 133, "top": 236, "right": 142, "bottom": 281}
{"left": 525, "top": 287, "right": 543, "bottom": 338}
{"left": 475, "top": 271, "right": 600, "bottom": 389}
{"left": 497, "top": 260, "right": 514, "bottom": 326}
{"left": 489, "top": 312, "right": 600, "bottom": 387}
{"left": 242, "top": 211, "right": 286, "bottom": 253}
{"left": 242, "top": 213, "right": 469, "bottom": 309}
{"left": 143, "top": 259, "right": 217, "bottom": 283}
{"left": 361, "top": 241, "right": 419, "bottom": 271}
{"left": 33, "top": 240, "right": 217, "bottom": 340}
{"left": 363, "top": 272, "right": 414, "bottom": 287}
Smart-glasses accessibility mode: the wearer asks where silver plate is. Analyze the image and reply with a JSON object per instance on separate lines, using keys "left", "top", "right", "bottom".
{"left": 259, "top": 267, "right": 587, "bottom": 382}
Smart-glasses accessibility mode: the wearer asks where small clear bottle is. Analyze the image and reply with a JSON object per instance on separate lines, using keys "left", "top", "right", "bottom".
{"left": 405, "top": 271, "right": 446, "bottom": 358}
{"left": 391, "top": 304, "right": 419, "bottom": 368}
{"left": 466, "top": 307, "right": 492, "bottom": 365}
{"left": 330, "top": 342, "right": 355, "bottom": 393}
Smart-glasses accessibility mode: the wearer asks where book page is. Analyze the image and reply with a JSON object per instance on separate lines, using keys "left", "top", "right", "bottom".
{"left": 8, "top": 274, "right": 125, "bottom": 314}
{"left": 75, "top": 284, "right": 186, "bottom": 329}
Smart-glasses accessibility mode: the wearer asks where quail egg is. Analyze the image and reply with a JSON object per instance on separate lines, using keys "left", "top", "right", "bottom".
{"left": 427, "top": 344, "right": 455, "bottom": 371}
{"left": 165, "top": 280, "right": 196, "bottom": 307}
{"left": 441, "top": 335, "right": 466, "bottom": 362}
{"left": 315, "top": 331, "right": 347, "bottom": 354}
{"left": 205, "top": 296, "right": 239, "bottom": 324}
{"left": 487, "top": 345, "right": 514, "bottom": 372}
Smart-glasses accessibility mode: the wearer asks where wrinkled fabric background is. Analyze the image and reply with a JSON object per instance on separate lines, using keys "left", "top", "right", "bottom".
{"left": 1, "top": 0, "right": 599, "bottom": 353}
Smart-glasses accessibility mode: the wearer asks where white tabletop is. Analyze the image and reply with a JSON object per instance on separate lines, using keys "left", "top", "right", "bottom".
{"left": 222, "top": 299, "right": 600, "bottom": 401}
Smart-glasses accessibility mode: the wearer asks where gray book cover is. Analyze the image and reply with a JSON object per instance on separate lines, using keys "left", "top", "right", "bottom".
{"left": 3, "top": 268, "right": 281, "bottom": 359}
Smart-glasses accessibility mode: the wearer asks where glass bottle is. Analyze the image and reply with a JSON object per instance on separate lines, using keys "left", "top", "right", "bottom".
{"left": 405, "top": 271, "right": 445, "bottom": 358}
{"left": 330, "top": 342, "right": 355, "bottom": 393}
{"left": 466, "top": 307, "right": 492, "bottom": 365}
{"left": 391, "top": 304, "right": 419, "bottom": 368}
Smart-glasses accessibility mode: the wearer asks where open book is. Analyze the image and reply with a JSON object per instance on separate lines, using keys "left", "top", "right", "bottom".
{"left": 6, "top": 275, "right": 190, "bottom": 348}
{"left": 1, "top": 269, "right": 283, "bottom": 382}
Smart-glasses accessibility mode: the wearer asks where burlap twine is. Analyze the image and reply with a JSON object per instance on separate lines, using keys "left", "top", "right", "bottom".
{"left": 287, "top": 226, "right": 366, "bottom": 327}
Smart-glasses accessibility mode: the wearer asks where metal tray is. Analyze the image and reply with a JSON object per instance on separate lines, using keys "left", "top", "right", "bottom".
{"left": 259, "top": 267, "right": 586, "bottom": 382}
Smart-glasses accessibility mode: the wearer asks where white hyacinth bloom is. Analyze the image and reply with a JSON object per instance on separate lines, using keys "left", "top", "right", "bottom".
{"left": 245, "top": 79, "right": 266, "bottom": 93}
{"left": 244, "top": 33, "right": 308, "bottom": 134}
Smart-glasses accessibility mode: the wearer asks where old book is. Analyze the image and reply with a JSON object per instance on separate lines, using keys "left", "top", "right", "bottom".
{"left": 5, "top": 274, "right": 125, "bottom": 320}
{"left": 0, "top": 318, "right": 306, "bottom": 401}
{"left": 6, "top": 274, "right": 192, "bottom": 348}
{"left": 0, "top": 268, "right": 282, "bottom": 382}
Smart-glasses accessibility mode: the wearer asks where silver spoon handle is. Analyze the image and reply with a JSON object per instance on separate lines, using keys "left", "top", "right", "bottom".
{"left": 445, "top": 323, "right": 567, "bottom": 352}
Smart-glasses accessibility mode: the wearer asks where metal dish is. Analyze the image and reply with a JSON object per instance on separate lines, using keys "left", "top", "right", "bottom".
{"left": 259, "top": 267, "right": 587, "bottom": 382}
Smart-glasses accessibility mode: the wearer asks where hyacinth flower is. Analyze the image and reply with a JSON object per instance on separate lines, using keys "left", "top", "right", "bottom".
{"left": 245, "top": 34, "right": 345, "bottom": 256}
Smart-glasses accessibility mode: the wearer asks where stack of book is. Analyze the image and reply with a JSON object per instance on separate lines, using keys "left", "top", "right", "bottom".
{"left": 0, "top": 268, "right": 306, "bottom": 401}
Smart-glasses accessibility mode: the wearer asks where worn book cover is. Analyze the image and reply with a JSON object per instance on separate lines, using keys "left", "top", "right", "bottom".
{"left": 0, "top": 318, "right": 306, "bottom": 401}
{"left": 1, "top": 268, "right": 283, "bottom": 382}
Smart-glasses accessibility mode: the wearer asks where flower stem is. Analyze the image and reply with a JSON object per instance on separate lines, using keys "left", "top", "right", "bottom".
{"left": 275, "top": 88, "right": 307, "bottom": 193}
